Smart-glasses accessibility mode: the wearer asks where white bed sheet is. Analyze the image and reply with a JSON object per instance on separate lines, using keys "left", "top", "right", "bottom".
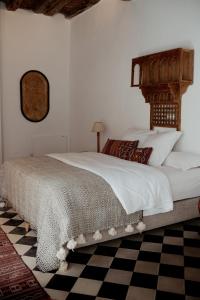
{"left": 158, "top": 166, "right": 200, "bottom": 201}
{"left": 48, "top": 152, "right": 173, "bottom": 216}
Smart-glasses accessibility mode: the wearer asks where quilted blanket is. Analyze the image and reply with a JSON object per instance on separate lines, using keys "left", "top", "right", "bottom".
{"left": 1, "top": 156, "right": 141, "bottom": 272}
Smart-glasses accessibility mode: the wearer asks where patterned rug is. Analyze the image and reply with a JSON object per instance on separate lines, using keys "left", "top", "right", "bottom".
{"left": 0, "top": 227, "right": 50, "bottom": 300}
{"left": 0, "top": 207, "right": 200, "bottom": 300}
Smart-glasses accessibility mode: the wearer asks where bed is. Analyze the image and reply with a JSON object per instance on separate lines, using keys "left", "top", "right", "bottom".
{"left": 1, "top": 149, "right": 200, "bottom": 272}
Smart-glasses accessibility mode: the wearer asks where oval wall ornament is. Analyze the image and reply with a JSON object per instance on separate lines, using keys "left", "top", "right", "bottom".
{"left": 20, "top": 70, "right": 49, "bottom": 122}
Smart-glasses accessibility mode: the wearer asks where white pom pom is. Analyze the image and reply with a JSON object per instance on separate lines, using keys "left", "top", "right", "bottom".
{"left": 58, "top": 261, "right": 68, "bottom": 272}
{"left": 125, "top": 224, "right": 134, "bottom": 233}
{"left": 56, "top": 247, "right": 67, "bottom": 261}
{"left": 108, "top": 227, "right": 117, "bottom": 236}
{"left": 136, "top": 221, "right": 146, "bottom": 233}
{"left": 93, "top": 230, "right": 102, "bottom": 241}
{"left": 0, "top": 202, "right": 5, "bottom": 208}
{"left": 77, "top": 234, "right": 86, "bottom": 245}
{"left": 67, "top": 239, "right": 77, "bottom": 250}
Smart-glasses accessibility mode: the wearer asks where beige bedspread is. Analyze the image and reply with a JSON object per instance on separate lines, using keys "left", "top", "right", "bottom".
{"left": 1, "top": 156, "right": 141, "bottom": 271}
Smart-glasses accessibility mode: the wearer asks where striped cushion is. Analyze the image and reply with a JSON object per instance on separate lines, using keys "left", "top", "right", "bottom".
{"left": 127, "top": 147, "right": 153, "bottom": 164}
{"left": 102, "top": 139, "right": 139, "bottom": 159}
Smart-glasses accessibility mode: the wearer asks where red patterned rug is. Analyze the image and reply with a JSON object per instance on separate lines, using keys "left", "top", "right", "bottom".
{"left": 0, "top": 228, "right": 50, "bottom": 300}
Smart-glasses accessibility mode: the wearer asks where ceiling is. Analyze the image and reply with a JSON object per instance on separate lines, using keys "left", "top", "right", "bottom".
{"left": 0, "top": 0, "right": 102, "bottom": 18}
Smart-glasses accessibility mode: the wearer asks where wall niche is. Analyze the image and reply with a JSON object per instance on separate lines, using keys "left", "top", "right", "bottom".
{"left": 20, "top": 70, "right": 49, "bottom": 122}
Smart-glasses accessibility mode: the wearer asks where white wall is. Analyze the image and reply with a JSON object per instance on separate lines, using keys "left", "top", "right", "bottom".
{"left": 0, "top": 4, "right": 70, "bottom": 160}
{"left": 69, "top": 0, "right": 200, "bottom": 153}
{"left": 1, "top": 0, "right": 200, "bottom": 157}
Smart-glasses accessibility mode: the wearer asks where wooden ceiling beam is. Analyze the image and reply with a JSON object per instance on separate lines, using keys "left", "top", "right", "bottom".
{"left": 1, "top": 0, "right": 102, "bottom": 18}
{"left": 47, "top": 0, "right": 71, "bottom": 16}
{"left": 34, "top": 0, "right": 71, "bottom": 16}
{"left": 6, "top": 0, "right": 24, "bottom": 11}
{"left": 64, "top": 7, "right": 85, "bottom": 18}
{"left": 63, "top": 0, "right": 100, "bottom": 18}
{"left": 34, "top": 0, "right": 54, "bottom": 14}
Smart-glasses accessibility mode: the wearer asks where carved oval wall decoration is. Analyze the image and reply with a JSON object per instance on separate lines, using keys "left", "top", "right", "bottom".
{"left": 20, "top": 70, "right": 49, "bottom": 122}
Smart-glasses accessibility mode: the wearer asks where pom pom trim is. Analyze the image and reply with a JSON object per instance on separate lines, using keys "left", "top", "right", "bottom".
{"left": 125, "top": 224, "right": 134, "bottom": 233}
{"left": 136, "top": 221, "right": 146, "bottom": 233}
{"left": 93, "top": 230, "right": 102, "bottom": 241}
{"left": 56, "top": 246, "right": 67, "bottom": 261}
{"left": 67, "top": 239, "right": 77, "bottom": 250}
{"left": 77, "top": 234, "right": 86, "bottom": 244}
{"left": 108, "top": 227, "right": 117, "bottom": 236}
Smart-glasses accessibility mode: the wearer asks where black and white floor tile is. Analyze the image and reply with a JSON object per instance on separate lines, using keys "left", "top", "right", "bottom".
{"left": 0, "top": 207, "right": 200, "bottom": 300}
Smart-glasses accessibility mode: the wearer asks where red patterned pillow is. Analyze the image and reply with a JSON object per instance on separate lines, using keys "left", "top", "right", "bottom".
{"left": 102, "top": 139, "right": 139, "bottom": 159}
{"left": 127, "top": 147, "right": 153, "bottom": 164}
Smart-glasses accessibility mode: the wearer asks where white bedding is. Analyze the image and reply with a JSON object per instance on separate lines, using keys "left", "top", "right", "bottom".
{"left": 158, "top": 165, "right": 200, "bottom": 201}
{"left": 48, "top": 152, "right": 173, "bottom": 216}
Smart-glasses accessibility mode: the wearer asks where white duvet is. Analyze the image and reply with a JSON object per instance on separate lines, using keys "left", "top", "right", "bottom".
{"left": 48, "top": 152, "right": 173, "bottom": 216}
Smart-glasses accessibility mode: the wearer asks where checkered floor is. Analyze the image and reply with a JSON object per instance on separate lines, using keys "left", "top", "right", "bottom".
{"left": 0, "top": 207, "right": 200, "bottom": 300}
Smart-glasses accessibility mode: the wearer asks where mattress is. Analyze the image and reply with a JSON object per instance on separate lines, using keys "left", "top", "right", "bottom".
{"left": 158, "top": 166, "right": 200, "bottom": 201}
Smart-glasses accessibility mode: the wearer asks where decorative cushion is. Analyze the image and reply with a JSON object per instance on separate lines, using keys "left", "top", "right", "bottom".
{"left": 141, "top": 131, "right": 182, "bottom": 166}
{"left": 163, "top": 151, "right": 200, "bottom": 170}
{"left": 127, "top": 147, "right": 153, "bottom": 164}
{"left": 102, "top": 139, "right": 139, "bottom": 159}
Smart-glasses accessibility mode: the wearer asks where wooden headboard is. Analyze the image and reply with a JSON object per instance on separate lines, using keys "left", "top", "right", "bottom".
{"left": 131, "top": 48, "right": 194, "bottom": 130}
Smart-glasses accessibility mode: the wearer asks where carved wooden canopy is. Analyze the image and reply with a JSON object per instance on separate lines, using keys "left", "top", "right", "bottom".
{"left": 131, "top": 48, "right": 194, "bottom": 130}
{"left": 1, "top": 0, "right": 101, "bottom": 18}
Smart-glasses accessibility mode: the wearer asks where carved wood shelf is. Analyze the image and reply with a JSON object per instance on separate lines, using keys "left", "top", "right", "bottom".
{"left": 131, "top": 48, "right": 194, "bottom": 130}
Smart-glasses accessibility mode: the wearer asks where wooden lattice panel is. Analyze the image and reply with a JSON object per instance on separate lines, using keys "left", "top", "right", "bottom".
{"left": 151, "top": 103, "right": 179, "bottom": 129}
{"left": 131, "top": 48, "right": 194, "bottom": 130}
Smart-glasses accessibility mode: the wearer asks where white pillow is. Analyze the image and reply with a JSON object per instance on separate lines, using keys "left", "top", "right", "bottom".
{"left": 154, "top": 127, "right": 176, "bottom": 133}
{"left": 141, "top": 131, "right": 182, "bottom": 166}
{"left": 163, "top": 151, "right": 200, "bottom": 170}
{"left": 122, "top": 128, "right": 155, "bottom": 146}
